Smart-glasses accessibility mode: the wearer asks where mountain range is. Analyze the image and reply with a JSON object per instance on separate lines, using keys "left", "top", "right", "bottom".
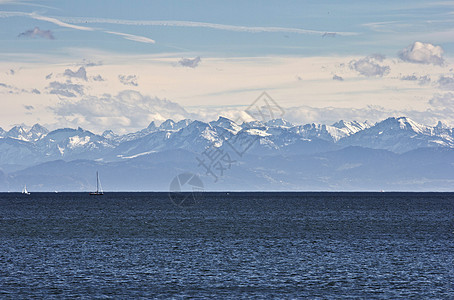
{"left": 1, "top": 116, "right": 453, "bottom": 191}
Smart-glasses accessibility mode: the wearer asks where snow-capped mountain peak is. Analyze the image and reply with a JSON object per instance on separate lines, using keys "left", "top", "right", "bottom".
{"left": 6, "top": 125, "right": 28, "bottom": 141}
{"left": 27, "top": 124, "right": 49, "bottom": 141}
{"left": 102, "top": 130, "right": 117, "bottom": 139}
{"left": 210, "top": 116, "right": 242, "bottom": 134}
{"left": 0, "top": 116, "right": 453, "bottom": 168}
{"left": 159, "top": 119, "right": 191, "bottom": 131}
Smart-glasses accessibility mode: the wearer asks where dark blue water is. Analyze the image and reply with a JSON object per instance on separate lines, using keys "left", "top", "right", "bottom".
{"left": 0, "top": 192, "right": 453, "bottom": 298}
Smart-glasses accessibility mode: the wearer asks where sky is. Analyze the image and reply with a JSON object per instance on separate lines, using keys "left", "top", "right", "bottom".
{"left": 0, "top": 0, "right": 453, "bottom": 133}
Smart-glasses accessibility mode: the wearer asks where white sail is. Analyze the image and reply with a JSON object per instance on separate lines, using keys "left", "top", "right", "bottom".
{"left": 96, "top": 172, "right": 103, "bottom": 194}
{"left": 22, "top": 185, "right": 30, "bottom": 195}
{"left": 90, "top": 171, "right": 104, "bottom": 195}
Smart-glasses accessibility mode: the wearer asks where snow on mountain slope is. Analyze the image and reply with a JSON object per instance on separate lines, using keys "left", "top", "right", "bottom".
{"left": 6, "top": 125, "right": 28, "bottom": 141}
{"left": 2, "top": 124, "right": 49, "bottom": 142}
{"left": 27, "top": 124, "right": 49, "bottom": 141}
{"left": 159, "top": 119, "right": 192, "bottom": 131}
{"left": 0, "top": 116, "right": 453, "bottom": 169}
{"left": 341, "top": 117, "right": 454, "bottom": 153}
{"left": 36, "top": 127, "right": 115, "bottom": 160}
{"left": 331, "top": 120, "right": 371, "bottom": 139}
{"left": 210, "top": 116, "right": 242, "bottom": 134}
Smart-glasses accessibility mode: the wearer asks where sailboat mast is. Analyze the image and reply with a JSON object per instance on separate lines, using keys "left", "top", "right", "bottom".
{"left": 96, "top": 171, "right": 99, "bottom": 193}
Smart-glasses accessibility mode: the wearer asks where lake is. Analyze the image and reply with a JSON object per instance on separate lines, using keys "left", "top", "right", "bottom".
{"left": 0, "top": 192, "right": 453, "bottom": 298}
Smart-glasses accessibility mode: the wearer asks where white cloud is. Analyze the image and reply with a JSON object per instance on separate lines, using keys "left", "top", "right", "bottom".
{"left": 52, "top": 90, "right": 191, "bottom": 133}
{"left": 1, "top": 54, "right": 452, "bottom": 131}
{"left": 28, "top": 12, "right": 94, "bottom": 31}
{"left": 349, "top": 55, "right": 390, "bottom": 77}
{"left": 399, "top": 42, "right": 445, "bottom": 65}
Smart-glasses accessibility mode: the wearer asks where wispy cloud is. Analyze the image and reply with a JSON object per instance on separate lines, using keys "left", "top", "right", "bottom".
{"left": 79, "top": 59, "right": 103, "bottom": 67}
{"left": 400, "top": 74, "right": 431, "bottom": 85}
{"left": 0, "top": 11, "right": 93, "bottom": 31}
{"left": 362, "top": 21, "right": 402, "bottom": 33}
{"left": 0, "top": 82, "right": 41, "bottom": 95}
{"left": 58, "top": 16, "right": 359, "bottom": 36}
{"left": 29, "top": 12, "right": 93, "bottom": 31}
{"left": 0, "top": 11, "right": 157, "bottom": 44}
{"left": 104, "top": 30, "right": 155, "bottom": 44}
{"left": 47, "top": 81, "right": 84, "bottom": 98}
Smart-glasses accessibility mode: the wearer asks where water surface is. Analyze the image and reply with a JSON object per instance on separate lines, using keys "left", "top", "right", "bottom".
{"left": 0, "top": 192, "right": 453, "bottom": 298}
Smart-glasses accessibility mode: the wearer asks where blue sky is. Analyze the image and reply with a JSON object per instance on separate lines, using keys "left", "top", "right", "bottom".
{"left": 1, "top": 0, "right": 453, "bottom": 56}
{"left": 0, "top": 0, "right": 453, "bottom": 133}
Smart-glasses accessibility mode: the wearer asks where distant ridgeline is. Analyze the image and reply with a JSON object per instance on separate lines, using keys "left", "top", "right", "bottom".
{"left": 0, "top": 116, "right": 453, "bottom": 191}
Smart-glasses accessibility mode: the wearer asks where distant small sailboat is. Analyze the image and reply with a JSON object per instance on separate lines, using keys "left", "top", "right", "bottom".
{"left": 89, "top": 171, "right": 104, "bottom": 196}
{"left": 22, "top": 185, "right": 30, "bottom": 195}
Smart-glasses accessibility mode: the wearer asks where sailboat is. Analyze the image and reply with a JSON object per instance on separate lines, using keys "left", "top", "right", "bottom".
{"left": 22, "top": 184, "right": 30, "bottom": 195}
{"left": 89, "top": 171, "right": 104, "bottom": 195}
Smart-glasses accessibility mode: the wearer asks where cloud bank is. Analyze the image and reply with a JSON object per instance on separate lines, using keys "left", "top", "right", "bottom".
{"left": 52, "top": 90, "right": 190, "bottom": 133}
